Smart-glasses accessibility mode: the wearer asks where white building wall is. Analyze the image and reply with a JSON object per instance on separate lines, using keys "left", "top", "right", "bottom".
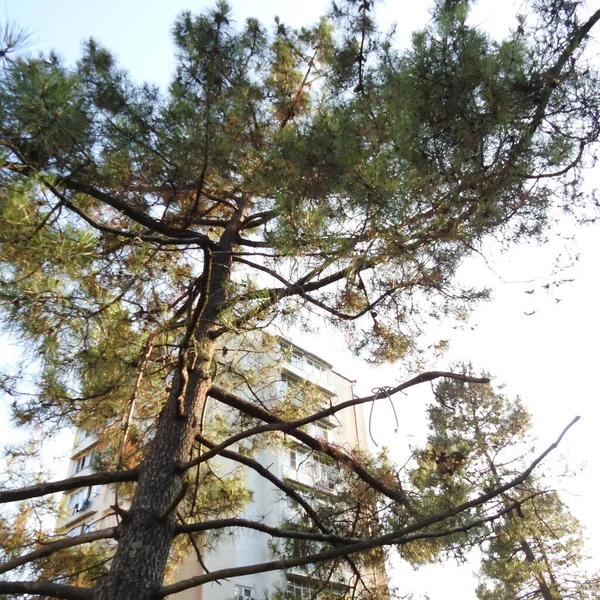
{"left": 60, "top": 340, "right": 380, "bottom": 600}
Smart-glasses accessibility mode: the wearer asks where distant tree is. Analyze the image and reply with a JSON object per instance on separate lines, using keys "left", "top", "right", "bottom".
{"left": 0, "top": 0, "right": 599, "bottom": 599}
{"left": 411, "top": 368, "right": 600, "bottom": 600}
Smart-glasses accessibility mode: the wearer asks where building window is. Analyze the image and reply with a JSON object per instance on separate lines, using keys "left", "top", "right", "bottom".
{"left": 314, "top": 422, "right": 329, "bottom": 443}
{"left": 71, "top": 452, "right": 93, "bottom": 476}
{"left": 282, "top": 375, "right": 332, "bottom": 410}
{"left": 287, "top": 576, "right": 313, "bottom": 600}
{"left": 314, "top": 457, "right": 336, "bottom": 492}
{"left": 286, "top": 576, "right": 346, "bottom": 600}
{"left": 289, "top": 447, "right": 311, "bottom": 473}
{"left": 306, "top": 358, "right": 327, "bottom": 382}
{"left": 287, "top": 349, "right": 328, "bottom": 383}
{"left": 66, "top": 486, "right": 101, "bottom": 515}
{"left": 288, "top": 448, "right": 336, "bottom": 491}
{"left": 290, "top": 350, "right": 304, "bottom": 370}
{"left": 235, "top": 585, "right": 254, "bottom": 600}
{"left": 76, "top": 428, "right": 93, "bottom": 444}
{"left": 66, "top": 520, "right": 95, "bottom": 538}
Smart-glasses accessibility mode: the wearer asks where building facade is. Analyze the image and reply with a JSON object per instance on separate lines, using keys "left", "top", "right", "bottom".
{"left": 57, "top": 340, "right": 386, "bottom": 600}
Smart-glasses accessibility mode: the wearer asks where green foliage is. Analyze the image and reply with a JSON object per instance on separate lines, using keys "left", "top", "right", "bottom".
{"left": 0, "top": 0, "right": 599, "bottom": 597}
{"left": 408, "top": 365, "right": 600, "bottom": 599}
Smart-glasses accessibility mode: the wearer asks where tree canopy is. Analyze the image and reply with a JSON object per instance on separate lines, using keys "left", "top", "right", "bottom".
{"left": 0, "top": 1, "right": 599, "bottom": 599}
{"left": 415, "top": 369, "right": 600, "bottom": 600}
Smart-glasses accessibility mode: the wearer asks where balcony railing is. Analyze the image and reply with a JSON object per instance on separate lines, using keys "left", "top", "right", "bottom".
{"left": 70, "top": 497, "right": 94, "bottom": 516}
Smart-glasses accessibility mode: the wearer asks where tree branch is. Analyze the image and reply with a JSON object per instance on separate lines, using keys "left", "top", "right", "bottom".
{"left": 175, "top": 517, "right": 360, "bottom": 544}
{"left": 158, "top": 482, "right": 189, "bottom": 521}
{"left": 0, "top": 581, "right": 92, "bottom": 599}
{"left": 45, "top": 180, "right": 209, "bottom": 247}
{"left": 233, "top": 255, "right": 397, "bottom": 321}
{"left": 61, "top": 179, "right": 216, "bottom": 247}
{"left": 194, "top": 438, "right": 336, "bottom": 534}
{"left": 514, "top": 8, "right": 600, "bottom": 158}
{"left": 239, "top": 210, "right": 279, "bottom": 230}
{"left": 193, "top": 438, "right": 369, "bottom": 583}
{"left": 0, "top": 468, "right": 138, "bottom": 504}
{"left": 227, "top": 257, "right": 379, "bottom": 331}
{"left": 0, "top": 527, "right": 118, "bottom": 575}
{"left": 188, "top": 437, "right": 374, "bottom": 591}
{"left": 183, "top": 371, "right": 489, "bottom": 474}
{"left": 160, "top": 417, "right": 579, "bottom": 596}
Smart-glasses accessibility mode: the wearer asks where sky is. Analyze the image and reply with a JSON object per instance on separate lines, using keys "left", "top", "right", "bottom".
{"left": 1, "top": 0, "right": 600, "bottom": 598}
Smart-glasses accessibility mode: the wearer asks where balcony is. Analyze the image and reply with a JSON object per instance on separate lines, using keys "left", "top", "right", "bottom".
{"left": 72, "top": 429, "right": 97, "bottom": 455}
{"left": 282, "top": 348, "right": 336, "bottom": 395}
{"left": 58, "top": 486, "right": 101, "bottom": 528}
{"left": 285, "top": 448, "right": 338, "bottom": 493}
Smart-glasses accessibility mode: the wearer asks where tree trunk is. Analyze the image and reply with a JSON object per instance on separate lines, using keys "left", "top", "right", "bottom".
{"left": 94, "top": 200, "right": 248, "bottom": 600}
{"left": 94, "top": 360, "right": 214, "bottom": 600}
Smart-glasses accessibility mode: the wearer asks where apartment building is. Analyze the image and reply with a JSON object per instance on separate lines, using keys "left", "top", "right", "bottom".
{"left": 57, "top": 340, "right": 386, "bottom": 600}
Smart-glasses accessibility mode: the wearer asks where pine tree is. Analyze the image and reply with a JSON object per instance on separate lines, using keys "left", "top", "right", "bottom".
{"left": 411, "top": 367, "right": 599, "bottom": 600}
{"left": 1, "top": 1, "right": 599, "bottom": 599}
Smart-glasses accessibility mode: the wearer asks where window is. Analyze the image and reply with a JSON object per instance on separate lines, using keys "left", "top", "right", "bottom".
{"left": 235, "top": 585, "right": 254, "bottom": 600}
{"left": 71, "top": 452, "right": 93, "bottom": 475}
{"left": 314, "top": 457, "right": 336, "bottom": 492}
{"left": 314, "top": 423, "right": 329, "bottom": 443}
{"left": 282, "top": 375, "right": 331, "bottom": 410}
{"left": 290, "top": 350, "right": 304, "bottom": 369}
{"left": 287, "top": 577, "right": 314, "bottom": 600}
{"left": 66, "top": 486, "right": 100, "bottom": 515}
{"left": 76, "top": 428, "right": 93, "bottom": 444}
{"left": 306, "top": 358, "right": 327, "bottom": 383}
{"left": 286, "top": 576, "right": 346, "bottom": 600}
{"left": 289, "top": 447, "right": 311, "bottom": 473}
{"left": 66, "top": 520, "right": 95, "bottom": 538}
{"left": 286, "top": 349, "right": 329, "bottom": 383}
{"left": 288, "top": 448, "right": 336, "bottom": 491}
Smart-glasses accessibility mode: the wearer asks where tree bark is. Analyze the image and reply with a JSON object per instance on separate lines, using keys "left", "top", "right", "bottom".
{"left": 94, "top": 369, "right": 214, "bottom": 600}
{"left": 94, "top": 200, "right": 248, "bottom": 600}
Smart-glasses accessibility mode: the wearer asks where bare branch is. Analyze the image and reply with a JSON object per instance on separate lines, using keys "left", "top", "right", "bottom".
{"left": 191, "top": 435, "right": 376, "bottom": 592}
{"left": 194, "top": 438, "right": 336, "bottom": 533}
{"left": 239, "top": 210, "right": 279, "bottom": 230}
{"left": 0, "top": 581, "right": 92, "bottom": 600}
{"left": 46, "top": 181, "right": 212, "bottom": 247}
{"left": 178, "top": 373, "right": 491, "bottom": 506}
{"left": 160, "top": 417, "right": 579, "bottom": 597}
{"left": 158, "top": 482, "right": 189, "bottom": 521}
{"left": 194, "top": 438, "right": 369, "bottom": 583}
{"left": 62, "top": 179, "right": 215, "bottom": 246}
{"left": 0, "top": 468, "right": 138, "bottom": 504}
{"left": 175, "top": 517, "right": 361, "bottom": 544}
{"left": 0, "top": 527, "right": 118, "bottom": 576}
{"left": 227, "top": 257, "right": 380, "bottom": 330}
{"left": 233, "top": 256, "right": 397, "bottom": 321}
{"left": 176, "top": 512, "right": 213, "bottom": 578}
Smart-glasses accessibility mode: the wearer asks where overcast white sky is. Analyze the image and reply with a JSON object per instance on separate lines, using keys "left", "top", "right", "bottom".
{"left": 2, "top": 0, "right": 599, "bottom": 598}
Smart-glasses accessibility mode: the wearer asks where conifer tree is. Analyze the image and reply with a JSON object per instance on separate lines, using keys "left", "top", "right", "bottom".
{"left": 412, "top": 369, "right": 599, "bottom": 600}
{"left": 0, "top": 1, "right": 599, "bottom": 599}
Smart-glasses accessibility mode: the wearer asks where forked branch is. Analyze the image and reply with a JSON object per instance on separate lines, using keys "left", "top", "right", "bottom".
{"left": 159, "top": 417, "right": 579, "bottom": 596}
